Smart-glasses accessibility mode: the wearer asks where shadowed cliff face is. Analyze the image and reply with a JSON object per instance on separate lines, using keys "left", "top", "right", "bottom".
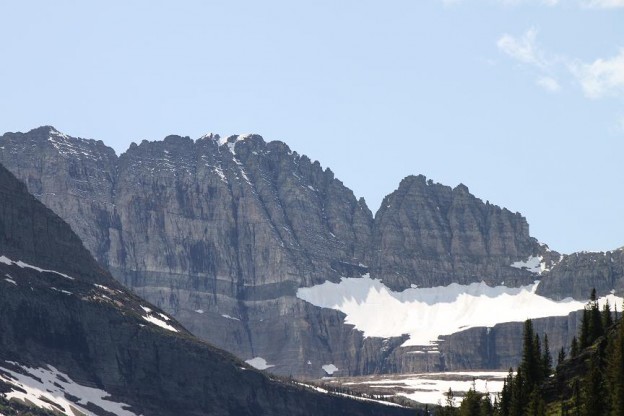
{"left": 0, "top": 162, "right": 416, "bottom": 416}
{"left": 0, "top": 126, "right": 583, "bottom": 378}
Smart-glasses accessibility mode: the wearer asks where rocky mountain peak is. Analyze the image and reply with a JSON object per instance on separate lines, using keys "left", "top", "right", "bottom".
{"left": 0, "top": 126, "right": 570, "bottom": 378}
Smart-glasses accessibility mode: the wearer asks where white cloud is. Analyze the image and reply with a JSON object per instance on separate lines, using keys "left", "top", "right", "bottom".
{"left": 496, "top": 28, "right": 547, "bottom": 68}
{"left": 582, "top": 0, "right": 624, "bottom": 8}
{"left": 569, "top": 49, "right": 624, "bottom": 99}
{"left": 536, "top": 76, "right": 561, "bottom": 92}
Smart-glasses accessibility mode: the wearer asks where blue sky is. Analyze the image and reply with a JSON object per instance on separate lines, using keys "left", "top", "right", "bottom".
{"left": 1, "top": 0, "right": 622, "bottom": 254}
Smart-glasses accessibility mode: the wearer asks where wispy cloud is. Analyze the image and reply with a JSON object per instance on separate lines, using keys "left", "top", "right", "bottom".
{"left": 496, "top": 28, "right": 547, "bottom": 68}
{"left": 536, "top": 76, "right": 561, "bottom": 92}
{"left": 497, "top": 29, "right": 624, "bottom": 100}
{"left": 569, "top": 50, "right": 624, "bottom": 99}
{"left": 581, "top": 0, "right": 624, "bottom": 8}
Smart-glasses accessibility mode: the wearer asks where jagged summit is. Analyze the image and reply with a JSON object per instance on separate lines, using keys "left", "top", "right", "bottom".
{"left": 4, "top": 125, "right": 617, "bottom": 380}
{"left": 0, "top": 151, "right": 413, "bottom": 416}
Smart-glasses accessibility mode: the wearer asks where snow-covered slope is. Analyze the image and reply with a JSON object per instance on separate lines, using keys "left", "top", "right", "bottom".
{"left": 0, "top": 362, "right": 138, "bottom": 416}
{"left": 297, "top": 274, "right": 622, "bottom": 346}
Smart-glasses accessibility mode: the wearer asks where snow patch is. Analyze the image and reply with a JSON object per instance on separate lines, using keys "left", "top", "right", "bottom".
{"left": 0, "top": 361, "right": 139, "bottom": 416}
{"left": 338, "top": 371, "right": 508, "bottom": 405}
{"left": 322, "top": 364, "right": 339, "bottom": 375}
{"left": 510, "top": 256, "right": 546, "bottom": 274}
{"left": 0, "top": 255, "right": 74, "bottom": 280}
{"left": 296, "top": 275, "right": 621, "bottom": 346}
{"left": 195, "top": 309, "right": 204, "bottom": 314}
{"left": 245, "top": 357, "right": 274, "bottom": 370}
{"left": 140, "top": 306, "right": 178, "bottom": 332}
{"left": 221, "top": 314, "right": 241, "bottom": 321}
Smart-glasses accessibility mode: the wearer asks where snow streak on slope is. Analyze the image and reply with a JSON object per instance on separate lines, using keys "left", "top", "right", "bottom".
{"left": 0, "top": 362, "right": 138, "bottom": 416}
{"left": 140, "top": 305, "right": 178, "bottom": 332}
{"left": 0, "top": 255, "right": 74, "bottom": 280}
{"left": 296, "top": 275, "right": 623, "bottom": 346}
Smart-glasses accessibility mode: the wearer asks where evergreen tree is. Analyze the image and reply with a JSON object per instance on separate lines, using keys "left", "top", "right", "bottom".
{"left": 526, "top": 388, "right": 546, "bottom": 416}
{"left": 479, "top": 394, "right": 493, "bottom": 416}
{"left": 498, "top": 369, "right": 513, "bottom": 416}
{"left": 459, "top": 389, "right": 481, "bottom": 416}
{"left": 580, "top": 307, "right": 590, "bottom": 350}
{"left": 521, "top": 320, "right": 541, "bottom": 389}
{"left": 603, "top": 299, "right": 614, "bottom": 330}
{"left": 607, "top": 321, "right": 624, "bottom": 416}
{"left": 557, "top": 347, "right": 566, "bottom": 369}
{"left": 588, "top": 288, "right": 604, "bottom": 344}
{"left": 582, "top": 354, "right": 606, "bottom": 416}
{"left": 509, "top": 368, "right": 526, "bottom": 416}
{"left": 542, "top": 334, "right": 552, "bottom": 378}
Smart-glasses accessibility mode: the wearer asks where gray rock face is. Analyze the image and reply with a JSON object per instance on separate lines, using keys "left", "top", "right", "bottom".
{"left": 537, "top": 249, "right": 624, "bottom": 300}
{"left": 0, "top": 162, "right": 415, "bottom": 416}
{"left": 368, "top": 175, "right": 557, "bottom": 291}
{"left": 0, "top": 126, "right": 576, "bottom": 377}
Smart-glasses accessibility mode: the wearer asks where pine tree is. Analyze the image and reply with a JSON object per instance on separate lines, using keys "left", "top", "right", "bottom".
{"left": 580, "top": 307, "right": 590, "bottom": 350}
{"left": 498, "top": 369, "right": 513, "bottom": 416}
{"left": 603, "top": 299, "right": 614, "bottom": 330}
{"left": 557, "top": 347, "right": 566, "bottom": 369}
{"left": 588, "top": 288, "right": 604, "bottom": 344}
{"left": 521, "top": 320, "right": 541, "bottom": 389}
{"left": 542, "top": 334, "right": 552, "bottom": 378}
{"left": 479, "top": 394, "right": 493, "bottom": 416}
{"left": 607, "top": 321, "right": 624, "bottom": 416}
{"left": 582, "top": 354, "right": 606, "bottom": 416}
{"left": 526, "top": 388, "right": 546, "bottom": 416}
{"left": 509, "top": 368, "right": 526, "bottom": 416}
{"left": 459, "top": 388, "right": 481, "bottom": 416}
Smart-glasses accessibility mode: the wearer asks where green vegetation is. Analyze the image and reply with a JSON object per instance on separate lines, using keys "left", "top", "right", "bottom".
{"left": 435, "top": 289, "right": 624, "bottom": 416}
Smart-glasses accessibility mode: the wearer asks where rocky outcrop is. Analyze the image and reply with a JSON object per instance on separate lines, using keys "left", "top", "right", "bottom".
{"left": 0, "top": 162, "right": 415, "bottom": 416}
{"left": 0, "top": 126, "right": 575, "bottom": 378}
{"left": 368, "top": 175, "right": 558, "bottom": 291}
{"left": 537, "top": 249, "right": 624, "bottom": 300}
{"left": 0, "top": 127, "right": 379, "bottom": 378}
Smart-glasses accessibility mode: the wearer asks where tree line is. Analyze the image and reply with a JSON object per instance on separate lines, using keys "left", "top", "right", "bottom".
{"left": 431, "top": 289, "right": 624, "bottom": 415}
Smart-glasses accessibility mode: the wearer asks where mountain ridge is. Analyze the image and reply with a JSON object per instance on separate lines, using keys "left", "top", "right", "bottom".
{"left": 0, "top": 159, "right": 415, "bottom": 416}
{"left": 1, "top": 125, "right": 620, "bottom": 378}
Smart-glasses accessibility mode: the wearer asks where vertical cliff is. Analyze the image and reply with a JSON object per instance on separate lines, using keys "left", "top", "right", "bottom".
{"left": 2, "top": 126, "right": 599, "bottom": 379}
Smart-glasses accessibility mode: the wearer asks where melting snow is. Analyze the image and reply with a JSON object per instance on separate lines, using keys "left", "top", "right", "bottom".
{"left": 0, "top": 361, "right": 139, "bottom": 416}
{"left": 0, "top": 255, "right": 75, "bottom": 280}
{"left": 296, "top": 275, "right": 622, "bottom": 346}
{"left": 245, "top": 357, "right": 274, "bottom": 370}
{"left": 335, "top": 371, "right": 508, "bottom": 405}
{"left": 510, "top": 256, "right": 546, "bottom": 274}
{"left": 140, "top": 306, "right": 178, "bottom": 332}
{"left": 322, "top": 364, "right": 339, "bottom": 375}
{"left": 4, "top": 274, "right": 16, "bottom": 285}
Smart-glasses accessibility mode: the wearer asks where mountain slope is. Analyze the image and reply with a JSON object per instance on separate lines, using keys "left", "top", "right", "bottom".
{"left": 1, "top": 126, "right": 614, "bottom": 378}
{"left": 0, "top": 162, "right": 414, "bottom": 415}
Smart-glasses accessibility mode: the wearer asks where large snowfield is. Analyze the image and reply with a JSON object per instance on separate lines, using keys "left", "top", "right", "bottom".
{"left": 297, "top": 274, "right": 622, "bottom": 346}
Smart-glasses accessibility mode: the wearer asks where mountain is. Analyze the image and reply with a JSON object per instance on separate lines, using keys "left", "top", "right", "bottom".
{"left": 0, "top": 161, "right": 415, "bottom": 415}
{"left": 0, "top": 126, "right": 618, "bottom": 378}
